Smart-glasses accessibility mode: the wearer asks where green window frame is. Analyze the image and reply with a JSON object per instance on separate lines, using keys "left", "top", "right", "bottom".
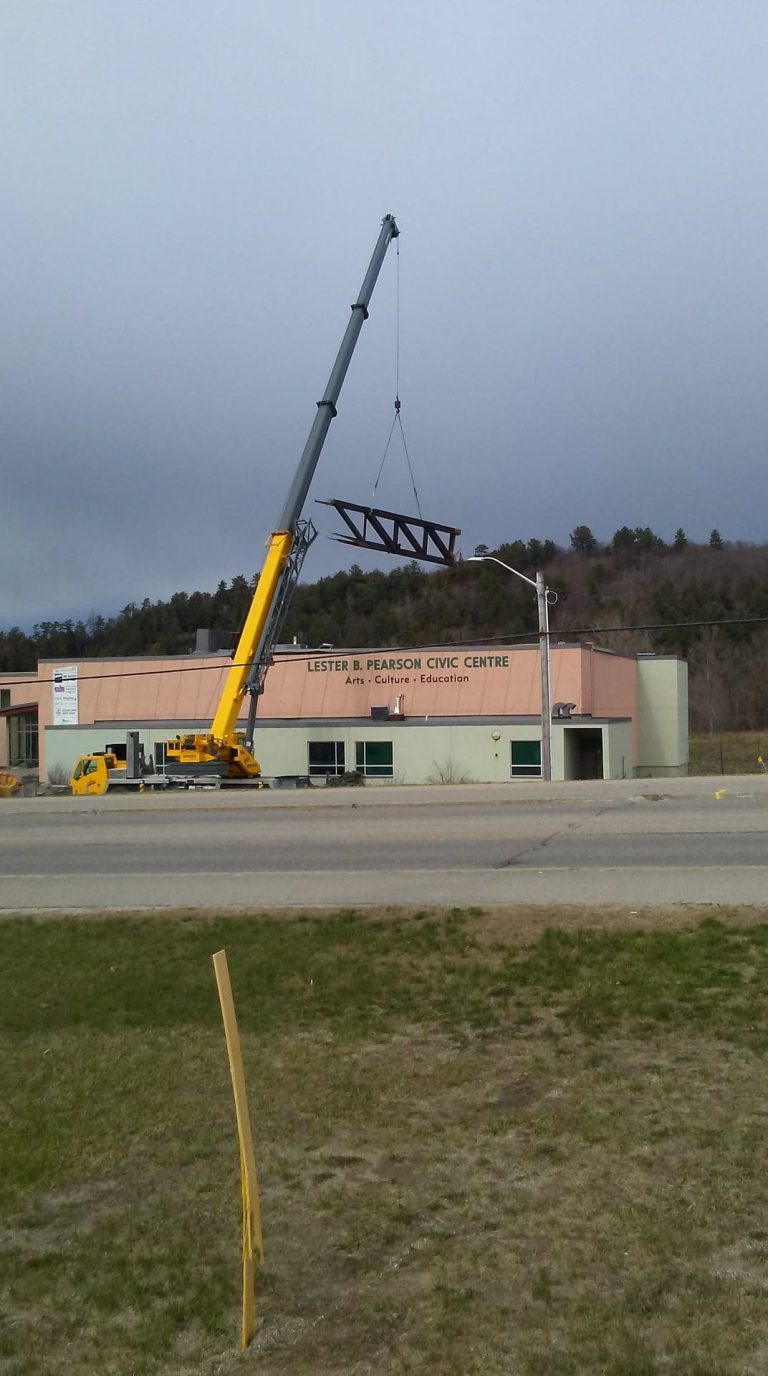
{"left": 355, "top": 740, "right": 393, "bottom": 777}
{"left": 0, "top": 689, "right": 10, "bottom": 711}
{"left": 511, "top": 739, "right": 541, "bottom": 778}
{"left": 308, "top": 740, "right": 346, "bottom": 777}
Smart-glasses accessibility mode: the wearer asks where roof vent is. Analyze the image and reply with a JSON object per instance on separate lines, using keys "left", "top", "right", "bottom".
{"left": 552, "top": 702, "right": 577, "bottom": 720}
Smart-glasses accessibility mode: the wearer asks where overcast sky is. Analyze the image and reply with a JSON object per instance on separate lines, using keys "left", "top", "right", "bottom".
{"left": 3, "top": 1, "right": 768, "bottom": 630}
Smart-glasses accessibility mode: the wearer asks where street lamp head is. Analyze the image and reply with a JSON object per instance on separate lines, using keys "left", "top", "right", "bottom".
{"left": 466, "top": 552, "right": 538, "bottom": 590}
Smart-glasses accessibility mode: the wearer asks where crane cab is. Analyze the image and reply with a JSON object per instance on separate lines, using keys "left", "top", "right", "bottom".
{"left": 70, "top": 751, "right": 140, "bottom": 795}
{"left": 70, "top": 735, "right": 147, "bottom": 795}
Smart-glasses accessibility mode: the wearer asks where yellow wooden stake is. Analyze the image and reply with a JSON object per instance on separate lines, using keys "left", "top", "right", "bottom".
{"left": 212, "top": 949, "right": 264, "bottom": 1349}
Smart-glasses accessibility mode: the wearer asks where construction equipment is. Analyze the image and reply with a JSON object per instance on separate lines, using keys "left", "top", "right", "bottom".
{"left": 70, "top": 749, "right": 142, "bottom": 796}
{"left": 0, "top": 770, "right": 21, "bottom": 798}
{"left": 70, "top": 214, "right": 399, "bottom": 795}
{"left": 70, "top": 733, "right": 166, "bottom": 796}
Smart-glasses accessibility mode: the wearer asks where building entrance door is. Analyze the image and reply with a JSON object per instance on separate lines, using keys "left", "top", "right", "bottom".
{"left": 563, "top": 727, "right": 604, "bottom": 780}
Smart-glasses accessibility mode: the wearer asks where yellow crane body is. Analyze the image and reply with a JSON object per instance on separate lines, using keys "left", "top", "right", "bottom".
{"left": 69, "top": 215, "right": 399, "bottom": 795}
{"left": 164, "top": 530, "right": 293, "bottom": 778}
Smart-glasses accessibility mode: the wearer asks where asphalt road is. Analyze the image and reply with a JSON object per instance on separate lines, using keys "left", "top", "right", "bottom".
{"left": 1, "top": 776, "right": 767, "bottom": 910}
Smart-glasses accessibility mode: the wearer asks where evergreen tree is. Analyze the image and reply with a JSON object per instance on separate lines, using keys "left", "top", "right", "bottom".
{"left": 612, "top": 526, "right": 636, "bottom": 551}
{"left": 526, "top": 538, "right": 545, "bottom": 565}
{"left": 612, "top": 525, "right": 663, "bottom": 552}
{"left": 710, "top": 529, "right": 723, "bottom": 550}
{"left": 634, "top": 526, "right": 665, "bottom": 551}
{"left": 570, "top": 524, "right": 597, "bottom": 554}
{"left": 673, "top": 528, "right": 688, "bottom": 551}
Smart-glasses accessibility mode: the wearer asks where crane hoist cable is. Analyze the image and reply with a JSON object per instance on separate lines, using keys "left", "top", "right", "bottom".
{"left": 368, "top": 237, "right": 423, "bottom": 519}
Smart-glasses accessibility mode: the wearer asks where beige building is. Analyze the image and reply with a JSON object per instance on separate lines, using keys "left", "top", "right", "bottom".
{"left": 0, "top": 641, "right": 688, "bottom": 784}
{"left": 0, "top": 674, "right": 39, "bottom": 774}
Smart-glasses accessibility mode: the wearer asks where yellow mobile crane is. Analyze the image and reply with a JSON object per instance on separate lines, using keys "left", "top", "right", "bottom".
{"left": 71, "top": 215, "right": 399, "bottom": 795}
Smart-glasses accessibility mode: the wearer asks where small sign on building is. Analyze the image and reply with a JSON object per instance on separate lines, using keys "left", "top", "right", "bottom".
{"left": 53, "top": 666, "right": 79, "bottom": 725}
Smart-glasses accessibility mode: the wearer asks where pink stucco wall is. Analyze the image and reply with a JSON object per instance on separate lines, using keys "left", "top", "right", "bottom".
{"left": 583, "top": 648, "right": 638, "bottom": 756}
{"left": 2, "top": 643, "right": 640, "bottom": 775}
{"left": 32, "top": 645, "right": 598, "bottom": 727}
{"left": 36, "top": 656, "right": 233, "bottom": 733}
{"left": 259, "top": 645, "right": 589, "bottom": 718}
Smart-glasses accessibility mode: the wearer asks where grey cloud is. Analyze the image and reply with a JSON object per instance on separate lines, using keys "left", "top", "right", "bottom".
{"left": 2, "top": 0, "right": 768, "bottom": 628}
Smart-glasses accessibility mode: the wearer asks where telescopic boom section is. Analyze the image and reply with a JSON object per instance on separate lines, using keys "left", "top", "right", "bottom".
{"left": 209, "top": 529, "right": 294, "bottom": 743}
{"left": 276, "top": 213, "right": 399, "bottom": 535}
{"left": 171, "top": 215, "right": 399, "bottom": 779}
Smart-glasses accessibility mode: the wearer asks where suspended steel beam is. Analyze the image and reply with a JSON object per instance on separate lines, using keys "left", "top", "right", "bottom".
{"left": 319, "top": 499, "right": 461, "bottom": 567}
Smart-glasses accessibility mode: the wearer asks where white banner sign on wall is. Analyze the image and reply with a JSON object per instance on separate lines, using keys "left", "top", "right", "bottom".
{"left": 52, "top": 665, "right": 79, "bottom": 725}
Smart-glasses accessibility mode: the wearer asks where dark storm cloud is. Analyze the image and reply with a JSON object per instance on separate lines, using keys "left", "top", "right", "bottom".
{"left": 2, "top": 0, "right": 768, "bottom": 628}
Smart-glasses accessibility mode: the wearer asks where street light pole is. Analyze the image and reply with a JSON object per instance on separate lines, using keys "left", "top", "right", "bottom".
{"left": 468, "top": 555, "right": 553, "bottom": 782}
{"left": 535, "top": 570, "right": 552, "bottom": 783}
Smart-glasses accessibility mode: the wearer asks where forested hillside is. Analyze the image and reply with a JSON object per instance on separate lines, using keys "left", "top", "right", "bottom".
{"left": 3, "top": 527, "right": 768, "bottom": 734}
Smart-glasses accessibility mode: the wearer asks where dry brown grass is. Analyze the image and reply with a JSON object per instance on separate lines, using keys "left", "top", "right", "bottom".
{"left": 689, "top": 730, "right": 768, "bottom": 776}
{"left": 238, "top": 1024, "right": 768, "bottom": 1376}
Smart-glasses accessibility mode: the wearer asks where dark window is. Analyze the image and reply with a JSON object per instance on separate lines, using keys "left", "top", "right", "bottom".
{"left": 0, "top": 689, "right": 10, "bottom": 710}
{"left": 355, "top": 740, "right": 393, "bottom": 777}
{"left": 511, "top": 739, "right": 541, "bottom": 778}
{"left": 8, "top": 712, "right": 38, "bottom": 766}
{"left": 308, "top": 741, "right": 346, "bottom": 777}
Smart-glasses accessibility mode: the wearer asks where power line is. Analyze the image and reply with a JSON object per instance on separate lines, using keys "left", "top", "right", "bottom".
{"left": 551, "top": 614, "right": 768, "bottom": 638}
{"left": 4, "top": 613, "right": 768, "bottom": 691}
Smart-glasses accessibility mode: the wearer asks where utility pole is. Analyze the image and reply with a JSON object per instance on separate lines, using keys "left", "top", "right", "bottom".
{"left": 536, "top": 570, "right": 552, "bottom": 782}
{"left": 468, "top": 555, "right": 554, "bottom": 782}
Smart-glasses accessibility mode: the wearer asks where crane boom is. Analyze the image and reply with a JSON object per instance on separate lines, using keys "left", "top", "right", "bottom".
{"left": 277, "top": 212, "right": 399, "bottom": 533}
{"left": 166, "top": 213, "right": 399, "bottom": 781}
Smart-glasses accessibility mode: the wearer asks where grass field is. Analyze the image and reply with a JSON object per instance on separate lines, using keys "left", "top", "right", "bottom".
{"left": 4, "top": 905, "right": 768, "bottom": 1374}
{"left": 689, "top": 730, "right": 768, "bottom": 776}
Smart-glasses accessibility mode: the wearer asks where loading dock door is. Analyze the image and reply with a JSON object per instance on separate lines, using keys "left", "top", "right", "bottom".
{"left": 564, "top": 727, "right": 604, "bottom": 780}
